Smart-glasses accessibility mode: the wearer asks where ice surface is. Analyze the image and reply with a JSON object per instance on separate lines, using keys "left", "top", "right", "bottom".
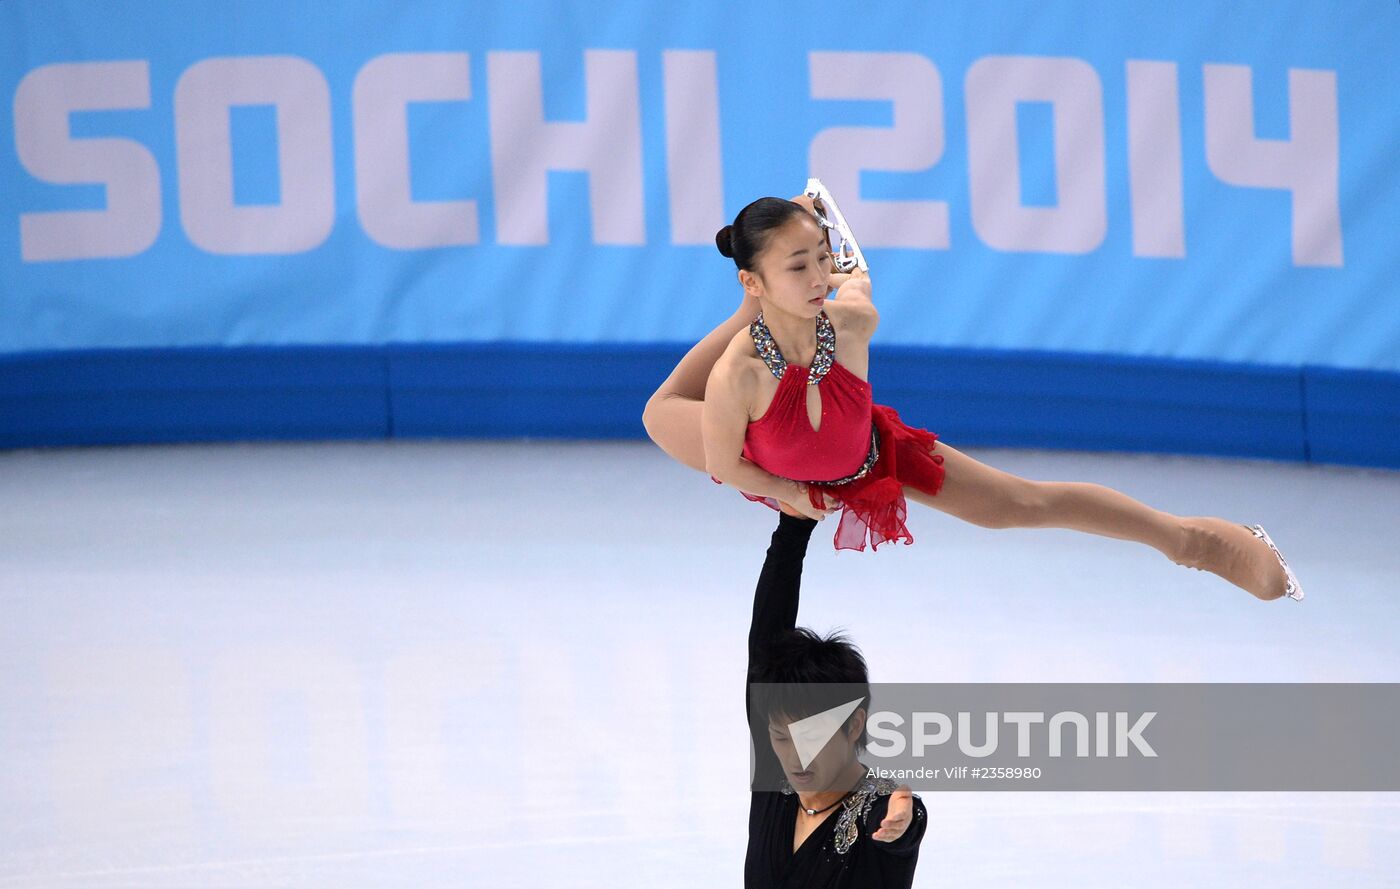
{"left": 2, "top": 439, "right": 1397, "bottom": 887}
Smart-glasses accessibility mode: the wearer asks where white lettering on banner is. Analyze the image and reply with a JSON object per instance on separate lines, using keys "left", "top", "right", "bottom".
{"left": 14, "top": 61, "right": 161, "bottom": 261}
{"left": 174, "top": 56, "right": 335, "bottom": 254}
{"left": 9, "top": 52, "right": 1345, "bottom": 266}
{"left": 662, "top": 50, "right": 726, "bottom": 245}
{"left": 354, "top": 52, "right": 478, "bottom": 249}
{"left": 487, "top": 50, "right": 645, "bottom": 245}
{"left": 966, "top": 55, "right": 1108, "bottom": 254}
{"left": 1125, "top": 60, "right": 1186, "bottom": 258}
{"left": 808, "top": 51, "right": 950, "bottom": 250}
{"left": 1203, "top": 64, "right": 1343, "bottom": 267}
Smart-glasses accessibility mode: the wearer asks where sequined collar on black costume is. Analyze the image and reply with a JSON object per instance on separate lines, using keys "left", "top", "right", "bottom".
{"left": 749, "top": 311, "right": 835, "bottom": 385}
{"left": 779, "top": 769, "right": 906, "bottom": 856}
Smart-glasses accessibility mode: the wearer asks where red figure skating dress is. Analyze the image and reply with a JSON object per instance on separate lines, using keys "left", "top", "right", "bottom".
{"left": 714, "top": 311, "right": 946, "bottom": 551}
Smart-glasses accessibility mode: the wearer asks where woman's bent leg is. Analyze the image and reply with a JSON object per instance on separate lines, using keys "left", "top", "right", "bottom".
{"left": 642, "top": 395, "right": 708, "bottom": 473}
{"left": 642, "top": 295, "right": 757, "bottom": 473}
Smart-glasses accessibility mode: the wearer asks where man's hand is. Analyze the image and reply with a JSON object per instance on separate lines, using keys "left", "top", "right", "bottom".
{"left": 871, "top": 785, "right": 914, "bottom": 842}
{"left": 835, "top": 266, "right": 871, "bottom": 302}
{"left": 780, "top": 485, "right": 841, "bottom": 521}
{"left": 826, "top": 270, "right": 853, "bottom": 293}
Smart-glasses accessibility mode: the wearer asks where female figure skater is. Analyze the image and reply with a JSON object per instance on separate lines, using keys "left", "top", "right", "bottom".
{"left": 642, "top": 194, "right": 1303, "bottom": 602}
{"left": 746, "top": 508, "right": 926, "bottom": 887}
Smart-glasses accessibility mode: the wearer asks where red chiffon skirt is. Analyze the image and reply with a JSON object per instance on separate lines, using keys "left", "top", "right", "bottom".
{"left": 727, "top": 404, "right": 946, "bottom": 552}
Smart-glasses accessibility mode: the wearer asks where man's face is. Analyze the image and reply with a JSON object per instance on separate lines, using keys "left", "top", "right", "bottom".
{"left": 767, "top": 709, "right": 862, "bottom": 792}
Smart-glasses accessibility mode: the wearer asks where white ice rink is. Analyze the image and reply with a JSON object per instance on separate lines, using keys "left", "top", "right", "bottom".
{"left": 2, "top": 439, "right": 1398, "bottom": 888}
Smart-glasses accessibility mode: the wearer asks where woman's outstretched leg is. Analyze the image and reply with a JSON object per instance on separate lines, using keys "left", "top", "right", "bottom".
{"left": 904, "top": 440, "right": 1291, "bottom": 601}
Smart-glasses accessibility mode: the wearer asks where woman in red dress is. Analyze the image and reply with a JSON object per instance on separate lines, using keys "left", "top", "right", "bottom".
{"left": 643, "top": 194, "right": 1302, "bottom": 602}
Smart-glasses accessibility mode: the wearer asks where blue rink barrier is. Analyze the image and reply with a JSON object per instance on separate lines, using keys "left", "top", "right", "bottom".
{"left": 1302, "top": 367, "right": 1400, "bottom": 469}
{"left": 2, "top": 346, "right": 1397, "bottom": 469}
{"left": 0, "top": 347, "right": 390, "bottom": 445}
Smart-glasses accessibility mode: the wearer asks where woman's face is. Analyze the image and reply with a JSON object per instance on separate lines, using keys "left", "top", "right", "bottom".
{"left": 768, "top": 709, "right": 864, "bottom": 793}
{"left": 743, "top": 214, "right": 834, "bottom": 318}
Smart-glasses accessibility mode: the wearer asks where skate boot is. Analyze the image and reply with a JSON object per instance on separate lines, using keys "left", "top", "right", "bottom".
{"left": 1245, "top": 524, "right": 1304, "bottom": 601}
{"left": 1174, "top": 517, "right": 1302, "bottom": 602}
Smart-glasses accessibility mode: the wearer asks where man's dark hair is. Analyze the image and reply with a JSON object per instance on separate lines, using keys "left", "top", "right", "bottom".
{"left": 749, "top": 626, "right": 871, "bottom": 751}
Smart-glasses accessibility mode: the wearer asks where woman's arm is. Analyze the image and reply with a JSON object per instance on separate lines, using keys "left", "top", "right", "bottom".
{"left": 702, "top": 358, "right": 830, "bottom": 517}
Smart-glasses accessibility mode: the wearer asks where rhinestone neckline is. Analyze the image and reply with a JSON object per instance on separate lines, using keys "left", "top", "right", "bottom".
{"left": 749, "top": 311, "right": 835, "bottom": 385}
{"left": 779, "top": 768, "right": 907, "bottom": 856}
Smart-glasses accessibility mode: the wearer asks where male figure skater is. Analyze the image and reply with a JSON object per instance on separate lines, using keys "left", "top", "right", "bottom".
{"left": 745, "top": 511, "right": 928, "bottom": 887}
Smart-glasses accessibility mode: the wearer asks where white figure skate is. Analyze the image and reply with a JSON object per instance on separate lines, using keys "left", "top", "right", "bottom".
{"left": 804, "top": 178, "right": 868, "bottom": 273}
{"left": 1246, "top": 524, "right": 1304, "bottom": 600}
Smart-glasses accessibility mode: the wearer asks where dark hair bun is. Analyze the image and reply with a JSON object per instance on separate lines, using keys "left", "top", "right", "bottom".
{"left": 715, "top": 224, "right": 734, "bottom": 258}
{"left": 717, "top": 198, "right": 807, "bottom": 270}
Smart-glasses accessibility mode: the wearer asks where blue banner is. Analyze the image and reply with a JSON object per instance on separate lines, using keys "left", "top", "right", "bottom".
{"left": 2, "top": 0, "right": 1397, "bottom": 371}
